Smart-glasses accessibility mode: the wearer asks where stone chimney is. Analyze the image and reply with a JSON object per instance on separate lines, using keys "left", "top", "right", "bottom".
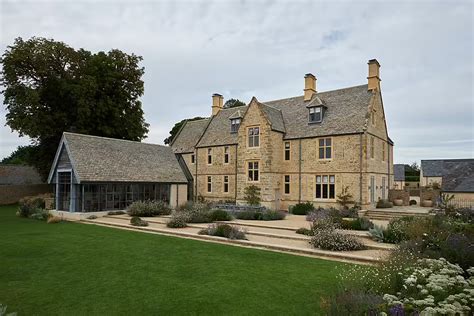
{"left": 304, "top": 73, "right": 316, "bottom": 101}
{"left": 212, "top": 93, "right": 224, "bottom": 116}
{"left": 367, "top": 59, "right": 381, "bottom": 91}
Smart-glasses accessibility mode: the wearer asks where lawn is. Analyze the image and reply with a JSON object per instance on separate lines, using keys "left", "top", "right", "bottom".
{"left": 0, "top": 204, "right": 349, "bottom": 315}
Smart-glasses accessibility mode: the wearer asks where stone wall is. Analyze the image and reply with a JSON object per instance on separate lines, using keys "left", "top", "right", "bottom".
{"left": 388, "top": 189, "right": 410, "bottom": 206}
{"left": 420, "top": 189, "right": 441, "bottom": 203}
{"left": 0, "top": 184, "right": 52, "bottom": 205}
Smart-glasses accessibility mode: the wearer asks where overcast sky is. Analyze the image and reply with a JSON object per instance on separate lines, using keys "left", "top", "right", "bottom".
{"left": 1, "top": 0, "right": 473, "bottom": 164}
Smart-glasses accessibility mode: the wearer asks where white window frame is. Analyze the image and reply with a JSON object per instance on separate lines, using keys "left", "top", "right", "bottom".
{"left": 315, "top": 175, "right": 335, "bottom": 200}
{"left": 207, "top": 148, "right": 212, "bottom": 165}
{"left": 207, "top": 176, "right": 212, "bottom": 193}
{"left": 247, "top": 161, "right": 259, "bottom": 182}
{"left": 309, "top": 106, "right": 322, "bottom": 123}
{"left": 223, "top": 175, "right": 229, "bottom": 193}
{"left": 248, "top": 126, "right": 260, "bottom": 148}
{"left": 223, "top": 146, "right": 230, "bottom": 164}
{"left": 230, "top": 118, "right": 240, "bottom": 133}
{"left": 284, "top": 142, "right": 291, "bottom": 161}
{"left": 318, "top": 137, "right": 332, "bottom": 160}
{"left": 284, "top": 175, "right": 290, "bottom": 195}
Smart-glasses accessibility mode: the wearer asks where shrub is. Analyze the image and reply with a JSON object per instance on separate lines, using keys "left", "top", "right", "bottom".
{"left": 234, "top": 210, "right": 259, "bottom": 220}
{"left": 296, "top": 227, "right": 313, "bottom": 236}
{"left": 234, "top": 209, "right": 286, "bottom": 221}
{"left": 86, "top": 215, "right": 98, "bottom": 220}
{"left": 339, "top": 205, "right": 359, "bottom": 218}
{"left": 340, "top": 217, "right": 374, "bottom": 231}
{"left": 170, "top": 202, "right": 213, "bottom": 224}
{"left": 127, "top": 200, "right": 171, "bottom": 217}
{"left": 18, "top": 196, "right": 45, "bottom": 218}
{"left": 306, "top": 207, "right": 342, "bottom": 225}
{"left": 291, "top": 202, "right": 314, "bottom": 215}
{"left": 409, "top": 199, "right": 417, "bottom": 206}
{"left": 261, "top": 210, "right": 286, "bottom": 221}
{"left": 243, "top": 185, "right": 261, "bottom": 206}
{"left": 369, "top": 225, "right": 385, "bottom": 243}
{"left": 198, "top": 223, "right": 246, "bottom": 240}
{"left": 310, "top": 229, "right": 366, "bottom": 251}
{"left": 166, "top": 215, "right": 187, "bottom": 228}
{"left": 383, "top": 216, "right": 414, "bottom": 243}
{"left": 107, "top": 210, "right": 126, "bottom": 215}
{"left": 29, "top": 209, "right": 50, "bottom": 221}
{"left": 376, "top": 199, "right": 393, "bottom": 208}
{"left": 47, "top": 216, "right": 62, "bottom": 224}
{"left": 336, "top": 185, "right": 355, "bottom": 210}
{"left": 209, "top": 209, "right": 232, "bottom": 221}
{"left": 130, "top": 216, "right": 148, "bottom": 227}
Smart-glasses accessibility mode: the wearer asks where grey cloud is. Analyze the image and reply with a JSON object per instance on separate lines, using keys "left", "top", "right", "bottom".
{"left": 0, "top": 0, "right": 473, "bottom": 165}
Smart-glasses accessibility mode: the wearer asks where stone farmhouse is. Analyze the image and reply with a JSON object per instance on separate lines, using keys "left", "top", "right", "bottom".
{"left": 420, "top": 159, "right": 474, "bottom": 203}
{"left": 172, "top": 59, "right": 394, "bottom": 210}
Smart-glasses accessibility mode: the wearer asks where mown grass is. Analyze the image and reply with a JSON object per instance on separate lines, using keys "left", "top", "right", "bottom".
{"left": 0, "top": 204, "right": 349, "bottom": 315}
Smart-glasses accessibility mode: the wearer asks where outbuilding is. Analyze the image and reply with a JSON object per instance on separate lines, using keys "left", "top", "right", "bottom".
{"left": 48, "top": 132, "right": 189, "bottom": 212}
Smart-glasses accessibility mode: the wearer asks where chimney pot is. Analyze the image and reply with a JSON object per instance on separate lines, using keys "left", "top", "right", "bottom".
{"left": 212, "top": 93, "right": 224, "bottom": 116}
{"left": 304, "top": 73, "right": 317, "bottom": 101}
{"left": 367, "top": 59, "right": 381, "bottom": 91}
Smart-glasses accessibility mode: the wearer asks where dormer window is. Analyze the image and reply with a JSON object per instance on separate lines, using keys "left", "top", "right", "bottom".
{"left": 309, "top": 106, "right": 322, "bottom": 123}
{"left": 230, "top": 118, "right": 241, "bottom": 133}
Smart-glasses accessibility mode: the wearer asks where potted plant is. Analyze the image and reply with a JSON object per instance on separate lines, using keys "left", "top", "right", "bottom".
{"left": 393, "top": 199, "right": 403, "bottom": 206}
{"left": 422, "top": 199, "right": 433, "bottom": 207}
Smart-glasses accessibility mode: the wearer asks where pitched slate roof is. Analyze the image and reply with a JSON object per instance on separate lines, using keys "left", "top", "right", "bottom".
{"left": 185, "top": 84, "right": 374, "bottom": 148}
{"left": 421, "top": 160, "right": 445, "bottom": 177}
{"left": 197, "top": 105, "right": 248, "bottom": 147}
{"left": 259, "top": 103, "right": 285, "bottom": 133}
{"left": 49, "top": 132, "right": 187, "bottom": 183}
{"left": 441, "top": 160, "right": 474, "bottom": 193}
{"left": 171, "top": 118, "right": 210, "bottom": 153}
{"left": 394, "top": 164, "right": 406, "bottom": 181}
{"left": 264, "top": 85, "right": 372, "bottom": 139}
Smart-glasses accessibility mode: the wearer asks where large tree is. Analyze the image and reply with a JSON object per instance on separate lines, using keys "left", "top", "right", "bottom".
{"left": 1, "top": 37, "right": 149, "bottom": 179}
{"left": 224, "top": 98, "right": 246, "bottom": 108}
{"left": 164, "top": 117, "right": 205, "bottom": 145}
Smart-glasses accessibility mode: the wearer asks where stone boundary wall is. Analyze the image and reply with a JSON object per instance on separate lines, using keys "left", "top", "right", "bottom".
{"left": 420, "top": 189, "right": 440, "bottom": 203}
{"left": 0, "top": 184, "right": 52, "bottom": 205}
{"left": 388, "top": 189, "right": 409, "bottom": 206}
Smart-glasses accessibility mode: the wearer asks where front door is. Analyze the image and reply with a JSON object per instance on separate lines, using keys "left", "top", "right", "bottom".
{"left": 57, "top": 172, "right": 71, "bottom": 211}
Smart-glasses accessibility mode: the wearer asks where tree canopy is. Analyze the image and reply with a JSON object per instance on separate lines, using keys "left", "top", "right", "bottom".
{"left": 0, "top": 145, "right": 37, "bottom": 165}
{"left": 1, "top": 37, "right": 149, "bottom": 179}
{"left": 224, "top": 98, "right": 246, "bottom": 108}
{"left": 164, "top": 117, "right": 205, "bottom": 145}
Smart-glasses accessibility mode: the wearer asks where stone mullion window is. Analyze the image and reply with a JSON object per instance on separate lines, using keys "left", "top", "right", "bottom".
{"left": 207, "top": 176, "right": 212, "bottom": 193}
{"left": 223, "top": 175, "right": 229, "bottom": 193}
{"left": 370, "top": 137, "right": 375, "bottom": 159}
{"left": 224, "top": 146, "right": 229, "bottom": 164}
{"left": 318, "top": 138, "right": 332, "bottom": 159}
{"left": 207, "top": 148, "right": 212, "bottom": 165}
{"left": 315, "top": 175, "right": 335, "bottom": 199}
{"left": 284, "top": 175, "right": 290, "bottom": 194}
{"left": 248, "top": 127, "right": 260, "bottom": 147}
{"left": 247, "top": 161, "right": 259, "bottom": 182}
{"left": 284, "top": 142, "right": 290, "bottom": 161}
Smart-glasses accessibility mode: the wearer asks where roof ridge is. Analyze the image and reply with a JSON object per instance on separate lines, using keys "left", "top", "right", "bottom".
{"left": 263, "top": 84, "right": 368, "bottom": 104}
{"left": 63, "top": 132, "right": 167, "bottom": 148}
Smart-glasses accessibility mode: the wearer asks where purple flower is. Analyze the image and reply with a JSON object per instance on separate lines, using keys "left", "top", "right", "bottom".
{"left": 389, "top": 304, "right": 405, "bottom": 316}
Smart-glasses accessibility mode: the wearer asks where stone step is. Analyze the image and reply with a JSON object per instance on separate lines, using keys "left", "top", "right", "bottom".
{"left": 102, "top": 215, "right": 393, "bottom": 251}
{"left": 83, "top": 218, "right": 389, "bottom": 265}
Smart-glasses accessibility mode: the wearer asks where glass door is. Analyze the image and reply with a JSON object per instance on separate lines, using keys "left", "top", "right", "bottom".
{"left": 57, "top": 172, "right": 71, "bottom": 211}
